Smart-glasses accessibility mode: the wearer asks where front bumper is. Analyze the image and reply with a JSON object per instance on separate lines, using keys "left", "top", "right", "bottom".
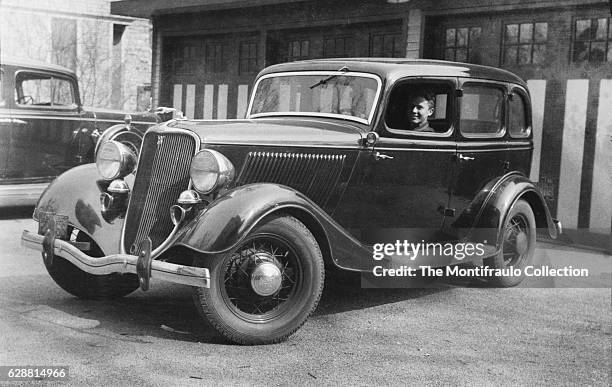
{"left": 21, "top": 230, "right": 210, "bottom": 289}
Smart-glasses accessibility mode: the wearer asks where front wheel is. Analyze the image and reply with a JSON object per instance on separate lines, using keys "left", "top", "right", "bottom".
{"left": 44, "top": 227, "right": 139, "bottom": 299}
{"left": 193, "top": 215, "right": 325, "bottom": 345}
{"left": 484, "top": 199, "right": 536, "bottom": 287}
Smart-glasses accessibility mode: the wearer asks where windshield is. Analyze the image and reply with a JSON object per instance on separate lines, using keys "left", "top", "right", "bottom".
{"left": 247, "top": 71, "right": 381, "bottom": 124}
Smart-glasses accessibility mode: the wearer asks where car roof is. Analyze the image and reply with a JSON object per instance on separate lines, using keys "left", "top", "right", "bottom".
{"left": 0, "top": 56, "right": 76, "bottom": 77}
{"left": 258, "top": 58, "right": 526, "bottom": 87}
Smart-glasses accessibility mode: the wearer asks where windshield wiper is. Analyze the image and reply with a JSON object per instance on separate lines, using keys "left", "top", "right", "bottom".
{"left": 309, "top": 66, "right": 349, "bottom": 89}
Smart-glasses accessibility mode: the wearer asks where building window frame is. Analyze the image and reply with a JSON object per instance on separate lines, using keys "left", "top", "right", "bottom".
{"left": 369, "top": 32, "right": 403, "bottom": 58}
{"left": 205, "top": 41, "right": 226, "bottom": 73}
{"left": 444, "top": 26, "right": 482, "bottom": 63}
{"left": 239, "top": 41, "right": 259, "bottom": 75}
{"left": 287, "top": 39, "right": 310, "bottom": 62}
{"left": 502, "top": 21, "right": 548, "bottom": 66}
{"left": 323, "top": 36, "right": 354, "bottom": 58}
{"left": 572, "top": 16, "right": 612, "bottom": 63}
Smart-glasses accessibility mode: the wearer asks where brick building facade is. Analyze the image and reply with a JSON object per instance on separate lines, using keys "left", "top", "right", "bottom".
{"left": 0, "top": 0, "right": 152, "bottom": 111}
{"left": 111, "top": 0, "right": 611, "bottom": 238}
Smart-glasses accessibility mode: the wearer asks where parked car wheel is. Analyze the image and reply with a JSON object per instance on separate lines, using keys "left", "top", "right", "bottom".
{"left": 44, "top": 228, "right": 139, "bottom": 299}
{"left": 193, "top": 215, "right": 325, "bottom": 345}
{"left": 484, "top": 199, "right": 536, "bottom": 287}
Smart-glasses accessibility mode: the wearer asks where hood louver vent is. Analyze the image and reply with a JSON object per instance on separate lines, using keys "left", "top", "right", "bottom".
{"left": 236, "top": 152, "right": 346, "bottom": 207}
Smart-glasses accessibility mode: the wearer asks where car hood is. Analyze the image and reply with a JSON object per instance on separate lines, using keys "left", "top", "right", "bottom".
{"left": 166, "top": 117, "right": 365, "bottom": 148}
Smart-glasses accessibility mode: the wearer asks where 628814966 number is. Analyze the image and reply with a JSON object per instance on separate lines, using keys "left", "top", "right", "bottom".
{"left": 0, "top": 366, "right": 69, "bottom": 380}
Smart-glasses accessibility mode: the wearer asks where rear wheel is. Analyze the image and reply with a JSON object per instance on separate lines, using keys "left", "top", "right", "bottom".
{"left": 193, "top": 215, "right": 324, "bottom": 345}
{"left": 484, "top": 199, "right": 536, "bottom": 287}
{"left": 44, "top": 227, "right": 139, "bottom": 299}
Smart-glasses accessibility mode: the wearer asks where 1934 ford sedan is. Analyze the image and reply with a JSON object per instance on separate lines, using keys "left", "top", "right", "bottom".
{"left": 22, "top": 59, "right": 561, "bottom": 344}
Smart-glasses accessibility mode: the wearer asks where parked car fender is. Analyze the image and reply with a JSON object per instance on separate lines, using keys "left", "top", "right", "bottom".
{"left": 457, "top": 172, "right": 558, "bottom": 248}
{"left": 174, "top": 183, "right": 373, "bottom": 271}
{"left": 34, "top": 164, "right": 125, "bottom": 255}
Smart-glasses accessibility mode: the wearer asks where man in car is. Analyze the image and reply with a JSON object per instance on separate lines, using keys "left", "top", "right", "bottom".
{"left": 407, "top": 92, "right": 435, "bottom": 132}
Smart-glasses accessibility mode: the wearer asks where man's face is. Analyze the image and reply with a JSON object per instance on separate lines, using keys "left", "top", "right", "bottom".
{"left": 408, "top": 96, "right": 433, "bottom": 126}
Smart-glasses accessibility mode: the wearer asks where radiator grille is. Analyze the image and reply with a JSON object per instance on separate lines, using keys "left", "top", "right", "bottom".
{"left": 236, "top": 152, "right": 346, "bottom": 206}
{"left": 123, "top": 131, "right": 197, "bottom": 253}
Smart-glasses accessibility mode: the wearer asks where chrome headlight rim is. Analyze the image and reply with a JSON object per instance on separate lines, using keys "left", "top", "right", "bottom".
{"left": 95, "top": 140, "right": 137, "bottom": 181}
{"left": 189, "top": 149, "right": 235, "bottom": 194}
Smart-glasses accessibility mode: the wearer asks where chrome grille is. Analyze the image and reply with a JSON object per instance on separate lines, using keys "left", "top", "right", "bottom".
{"left": 123, "top": 131, "right": 197, "bottom": 253}
{"left": 236, "top": 152, "right": 346, "bottom": 206}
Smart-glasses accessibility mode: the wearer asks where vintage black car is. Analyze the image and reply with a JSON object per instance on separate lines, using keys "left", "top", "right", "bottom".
{"left": 0, "top": 57, "right": 167, "bottom": 206}
{"left": 22, "top": 58, "right": 561, "bottom": 344}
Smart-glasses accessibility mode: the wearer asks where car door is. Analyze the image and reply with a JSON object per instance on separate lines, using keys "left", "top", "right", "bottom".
{"left": 447, "top": 79, "right": 509, "bottom": 232}
{"left": 10, "top": 70, "right": 82, "bottom": 180}
{"left": 334, "top": 78, "right": 457, "bottom": 244}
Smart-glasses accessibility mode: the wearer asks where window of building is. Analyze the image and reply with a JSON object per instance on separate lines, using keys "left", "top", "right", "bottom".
{"left": 205, "top": 42, "right": 225, "bottom": 73}
{"left": 287, "top": 40, "right": 310, "bottom": 61}
{"left": 239, "top": 42, "right": 259, "bottom": 74}
{"left": 460, "top": 83, "right": 504, "bottom": 137}
{"left": 168, "top": 42, "right": 199, "bottom": 75}
{"left": 503, "top": 22, "right": 548, "bottom": 65}
{"left": 323, "top": 37, "right": 354, "bottom": 58}
{"left": 444, "top": 27, "right": 482, "bottom": 63}
{"left": 51, "top": 18, "right": 77, "bottom": 70}
{"left": 370, "top": 33, "right": 403, "bottom": 57}
{"left": 573, "top": 17, "right": 612, "bottom": 62}
{"left": 508, "top": 90, "right": 530, "bottom": 138}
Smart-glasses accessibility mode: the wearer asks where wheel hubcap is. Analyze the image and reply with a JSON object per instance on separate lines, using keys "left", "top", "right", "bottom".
{"left": 515, "top": 231, "right": 528, "bottom": 255}
{"left": 250, "top": 258, "right": 283, "bottom": 296}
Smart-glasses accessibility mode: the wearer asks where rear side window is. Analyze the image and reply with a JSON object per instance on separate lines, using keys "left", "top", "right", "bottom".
{"left": 460, "top": 84, "right": 504, "bottom": 137}
{"left": 508, "top": 90, "right": 530, "bottom": 138}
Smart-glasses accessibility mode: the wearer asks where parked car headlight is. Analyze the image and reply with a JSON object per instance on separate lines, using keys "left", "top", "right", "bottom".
{"left": 95, "top": 140, "right": 137, "bottom": 180}
{"left": 189, "top": 149, "right": 235, "bottom": 194}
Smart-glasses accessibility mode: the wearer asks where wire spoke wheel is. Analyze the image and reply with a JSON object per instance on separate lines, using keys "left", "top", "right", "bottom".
{"left": 221, "top": 235, "right": 302, "bottom": 322}
{"left": 193, "top": 215, "right": 324, "bottom": 345}
{"left": 484, "top": 199, "right": 536, "bottom": 287}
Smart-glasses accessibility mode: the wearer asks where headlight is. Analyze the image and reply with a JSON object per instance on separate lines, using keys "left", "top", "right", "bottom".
{"left": 95, "top": 140, "right": 137, "bottom": 180}
{"left": 189, "top": 149, "right": 235, "bottom": 194}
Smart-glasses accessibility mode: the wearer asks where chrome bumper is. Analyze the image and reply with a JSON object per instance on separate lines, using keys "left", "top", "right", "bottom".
{"left": 21, "top": 230, "right": 210, "bottom": 288}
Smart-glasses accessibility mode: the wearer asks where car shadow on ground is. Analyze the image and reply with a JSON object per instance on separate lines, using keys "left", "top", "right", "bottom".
{"left": 0, "top": 206, "right": 34, "bottom": 220}
{"left": 38, "top": 269, "right": 462, "bottom": 345}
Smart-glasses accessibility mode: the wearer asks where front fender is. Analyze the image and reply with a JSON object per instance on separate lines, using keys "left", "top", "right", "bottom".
{"left": 174, "top": 183, "right": 373, "bottom": 271}
{"left": 454, "top": 172, "right": 558, "bottom": 247}
{"left": 35, "top": 164, "right": 124, "bottom": 255}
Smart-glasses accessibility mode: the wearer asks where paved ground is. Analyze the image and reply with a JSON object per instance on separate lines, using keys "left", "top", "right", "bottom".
{"left": 0, "top": 208, "right": 610, "bottom": 386}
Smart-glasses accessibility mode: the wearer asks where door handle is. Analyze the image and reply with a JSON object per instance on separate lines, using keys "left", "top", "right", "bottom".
{"left": 457, "top": 154, "right": 475, "bottom": 161}
{"left": 374, "top": 152, "right": 394, "bottom": 160}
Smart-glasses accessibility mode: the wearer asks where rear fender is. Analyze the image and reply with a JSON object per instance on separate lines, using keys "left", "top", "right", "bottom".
{"left": 455, "top": 172, "right": 558, "bottom": 248}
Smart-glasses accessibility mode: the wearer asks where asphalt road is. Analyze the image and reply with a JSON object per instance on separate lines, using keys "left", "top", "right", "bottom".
{"left": 0, "top": 208, "right": 610, "bottom": 386}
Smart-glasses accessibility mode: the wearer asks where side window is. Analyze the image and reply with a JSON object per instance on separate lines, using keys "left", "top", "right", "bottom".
{"left": 460, "top": 84, "right": 504, "bottom": 137}
{"left": 52, "top": 78, "right": 76, "bottom": 106}
{"left": 16, "top": 73, "right": 52, "bottom": 106}
{"left": 15, "top": 73, "right": 75, "bottom": 107}
{"left": 508, "top": 90, "right": 530, "bottom": 138}
{"left": 385, "top": 80, "right": 454, "bottom": 135}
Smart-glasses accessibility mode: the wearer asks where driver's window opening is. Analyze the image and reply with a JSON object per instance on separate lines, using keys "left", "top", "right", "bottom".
{"left": 15, "top": 73, "right": 75, "bottom": 107}
{"left": 385, "top": 81, "right": 453, "bottom": 134}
